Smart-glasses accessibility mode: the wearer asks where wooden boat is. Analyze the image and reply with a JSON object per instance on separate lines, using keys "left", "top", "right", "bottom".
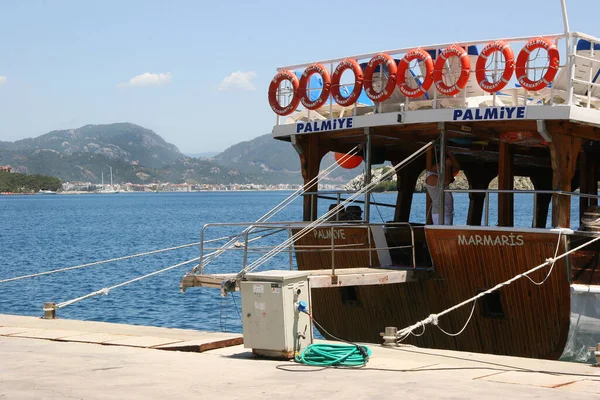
{"left": 183, "top": 4, "right": 600, "bottom": 363}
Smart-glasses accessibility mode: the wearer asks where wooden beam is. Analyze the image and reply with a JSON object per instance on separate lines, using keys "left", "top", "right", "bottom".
{"left": 530, "top": 171, "right": 553, "bottom": 228}
{"left": 298, "top": 134, "right": 328, "bottom": 221}
{"left": 498, "top": 142, "right": 514, "bottom": 227}
{"left": 550, "top": 131, "right": 582, "bottom": 228}
{"left": 393, "top": 157, "right": 425, "bottom": 222}
{"left": 462, "top": 162, "right": 497, "bottom": 226}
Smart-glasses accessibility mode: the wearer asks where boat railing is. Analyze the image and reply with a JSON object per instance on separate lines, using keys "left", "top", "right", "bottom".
{"left": 196, "top": 221, "right": 419, "bottom": 277}
{"left": 274, "top": 31, "right": 600, "bottom": 126}
{"left": 444, "top": 188, "right": 600, "bottom": 228}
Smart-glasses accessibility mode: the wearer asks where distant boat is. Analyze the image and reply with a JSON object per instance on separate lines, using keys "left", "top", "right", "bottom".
{"left": 97, "top": 166, "right": 120, "bottom": 194}
{"left": 37, "top": 190, "right": 57, "bottom": 195}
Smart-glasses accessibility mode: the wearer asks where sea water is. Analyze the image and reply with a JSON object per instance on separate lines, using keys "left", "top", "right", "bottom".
{"left": 0, "top": 191, "right": 579, "bottom": 333}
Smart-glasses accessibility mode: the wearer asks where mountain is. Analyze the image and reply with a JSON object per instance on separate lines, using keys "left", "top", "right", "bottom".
{"left": 0, "top": 123, "right": 256, "bottom": 185}
{"left": 184, "top": 152, "right": 220, "bottom": 159}
{"left": 212, "top": 134, "right": 362, "bottom": 184}
{"left": 3, "top": 123, "right": 182, "bottom": 169}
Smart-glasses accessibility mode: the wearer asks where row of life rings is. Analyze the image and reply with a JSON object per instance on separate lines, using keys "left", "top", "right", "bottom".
{"left": 268, "top": 37, "right": 560, "bottom": 116}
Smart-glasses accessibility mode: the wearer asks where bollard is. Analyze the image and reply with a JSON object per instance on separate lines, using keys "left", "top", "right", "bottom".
{"left": 380, "top": 326, "right": 398, "bottom": 346}
{"left": 43, "top": 302, "right": 56, "bottom": 319}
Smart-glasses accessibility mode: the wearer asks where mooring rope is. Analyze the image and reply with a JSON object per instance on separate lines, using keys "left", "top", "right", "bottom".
{"left": 192, "top": 146, "right": 362, "bottom": 274}
{"left": 395, "top": 232, "right": 600, "bottom": 342}
{"left": 44, "top": 255, "right": 203, "bottom": 312}
{"left": 237, "top": 141, "right": 434, "bottom": 278}
{"left": 0, "top": 241, "right": 208, "bottom": 284}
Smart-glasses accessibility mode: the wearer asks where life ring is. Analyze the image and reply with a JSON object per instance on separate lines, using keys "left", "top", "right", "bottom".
{"left": 268, "top": 70, "right": 300, "bottom": 116}
{"left": 331, "top": 59, "right": 363, "bottom": 107}
{"left": 475, "top": 41, "right": 515, "bottom": 93}
{"left": 334, "top": 152, "right": 363, "bottom": 169}
{"left": 433, "top": 45, "right": 471, "bottom": 96}
{"left": 299, "top": 63, "right": 331, "bottom": 110}
{"left": 515, "top": 37, "right": 560, "bottom": 91}
{"left": 397, "top": 48, "right": 434, "bottom": 98}
{"left": 363, "top": 53, "right": 397, "bottom": 102}
{"left": 500, "top": 131, "right": 548, "bottom": 147}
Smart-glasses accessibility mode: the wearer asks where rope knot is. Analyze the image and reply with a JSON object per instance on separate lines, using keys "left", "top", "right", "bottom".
{"left": 99, "top": 288, "right": 110, "bottom": 296}
{"left": 545, "top": 257, "right": 556, "bottom": 264}
{"left": 429, "top": 313, "right": 439, "bottom": 326}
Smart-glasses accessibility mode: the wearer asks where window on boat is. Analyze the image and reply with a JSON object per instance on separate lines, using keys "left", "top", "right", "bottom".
{"left": 477, "top": 289, "right": 505, "bottom": 318}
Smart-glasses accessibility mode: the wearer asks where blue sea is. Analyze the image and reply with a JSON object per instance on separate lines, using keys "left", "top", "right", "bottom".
{"left": 0, "top": 191, "right": 578, "bottom": 333}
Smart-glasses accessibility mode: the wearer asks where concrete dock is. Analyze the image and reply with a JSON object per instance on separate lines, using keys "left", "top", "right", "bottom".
{"left": 1, "top": 314, "right": 599, "bottom": 399}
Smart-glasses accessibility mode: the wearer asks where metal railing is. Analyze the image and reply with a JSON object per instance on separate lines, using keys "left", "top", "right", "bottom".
{"left": 444, "top": 188, "right": 600, "bottom": 228}
{"left": 274, "top": 31, "right": 600, "bottom": 125}
{"left": 197, "top": 221, "right": 419, "bottom": 277}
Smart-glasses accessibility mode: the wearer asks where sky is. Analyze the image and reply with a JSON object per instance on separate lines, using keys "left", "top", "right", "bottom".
{"left": 0, "top": 0, "right": 597, "bottom": 153}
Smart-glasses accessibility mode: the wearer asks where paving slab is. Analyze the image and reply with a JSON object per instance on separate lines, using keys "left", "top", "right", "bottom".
{"left": 0, "top": 326, "right": 30, "bottom": 335}
{"left": 558, "top": 379, "right": 600, "bottom": 394}
{"left": 156, "top": 336, "right": 243, "bottom": 352}
{"left": 479, "top": 370, "right": 583, "bottom": 388}
{"left": 54, "top": 332, "right": 134, "bottom": 344}
{"left": 102, "top": 335, "right": 184, "bottom": 348}
{"left": 7, "top": 328, "right": 90, "bottom": 340}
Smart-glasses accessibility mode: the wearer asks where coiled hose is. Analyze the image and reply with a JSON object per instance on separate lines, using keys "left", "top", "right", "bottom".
{"left": 295, "top": 343, "right": 371, "bottom": 367}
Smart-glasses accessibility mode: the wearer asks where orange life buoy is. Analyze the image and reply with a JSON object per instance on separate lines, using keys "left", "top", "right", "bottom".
{"left": 500, "top": 131, "right": 548, "bottom": 147}
{"left": 299, "top": 63, "right": 331, "bottom": 110}
{"left": 268, "top": 70, "right": 300, "bottom": 116}
{"left": 397, "top": 48, "right": 434, "bottom": 98}
{"left": 331, "top": 59, "right": 364, "bottom": 107}
{"left": 363, "top": 53, "right": 397, "bottom": 102}
{"left": 334, "top": 152, "right": 363, "bottom": 169}
{"left": 515, "top": 37, "right": 560, "bottom": 91}
{"left": 476, "top": 41, "right": 515, "bottom": 93}
{"left": 433, "top": 45, "right": 471, "bottom": 96}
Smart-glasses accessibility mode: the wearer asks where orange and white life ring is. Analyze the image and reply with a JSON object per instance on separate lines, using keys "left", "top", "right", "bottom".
{"left": 476, "top": 41, "right": 515, "bottom": 93}
{"left": 397, "top": 48, "right": 434, "bottom": 98}
{"left": 500, "top": 131, "right": 548, "bottom": 147}
{"left": 299, "top": 63, "right": 331, "bottom": 110}
{"left": 363, "top": 53, "right": 397, "bottom": 102}
{"left": 515, "top": 37, "right": 560, "bottom": 91}
{"left": 268, "top": 70, "right": 300, "bottom": 116}
{"left": 433, "top": 45, "right": 471, "bottom": 96}
{"left": 331, "top": 59, "right": 364, "bottom": 107}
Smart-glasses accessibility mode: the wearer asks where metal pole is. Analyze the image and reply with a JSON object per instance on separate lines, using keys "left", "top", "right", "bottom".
{"left": 438, "top": 123, "right": 446, "bottom": 224}
{"left": 484, "top": 192, "right": 490, "bottom": 226}
{"left": 561, "top": 0, "right": 574, "bottom": 104}
{"left": 364, "top": 127, "right": 372, "bottom": 222}
{"left": 532, "top": 193, "right": 538, "bottom": 228}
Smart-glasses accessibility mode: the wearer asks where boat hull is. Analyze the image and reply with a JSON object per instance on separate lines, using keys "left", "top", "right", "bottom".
{"left": 295, "top": 226, "right": 576, "bottom": 359}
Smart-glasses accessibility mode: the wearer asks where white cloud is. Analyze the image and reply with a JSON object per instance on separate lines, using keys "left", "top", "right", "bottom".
{"left": 0, "top": 76, "right": 6, "bottom": 85}
{"left": 118, "top": 72, "right": 172, "bottom": 88}
{"left": 218, "top": 71, "right": 256, "bottom": 91}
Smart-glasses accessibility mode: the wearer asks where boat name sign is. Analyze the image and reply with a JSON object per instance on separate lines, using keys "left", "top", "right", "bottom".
{"left": 296, "top": 117, "right": 354, "bottom": 133}
{"left": 452, "top": 106, "right": 526, "bottom": 121}
{"left": 458, "top": 234, "right": 524, "bottom": 246}
{"left": 313, "top": 228, "right": 346, "bottom": 240}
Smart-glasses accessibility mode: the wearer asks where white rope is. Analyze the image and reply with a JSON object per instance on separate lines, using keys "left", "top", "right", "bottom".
{"left": 0, "top": 241, "right": 205, "bottom": 284}
{"left": 192, "top": 146, "right": 362, "bottom": 274}
{"left": 238, "top": 141, "right": 434, "bottom": 277}
{"left": 45, "top": 255, "right": 204, "bottom": 311}
{"left": 525, "top": 230, "right": 562, "bottom": 286}
{"left": 396, "top": 232, "right": 600, "bottom": 340}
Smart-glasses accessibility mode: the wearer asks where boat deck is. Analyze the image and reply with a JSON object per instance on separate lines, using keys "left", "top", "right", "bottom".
{"left": 1, "top": 314, "right": 599, "bottom": 399}
{"left": 180, "top": 266, "right": 424, "bottom": 291}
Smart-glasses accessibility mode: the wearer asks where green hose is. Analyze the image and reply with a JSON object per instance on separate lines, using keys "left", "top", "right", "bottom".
{"left": 295, "top": 343, "right": 371, "bottom": 367}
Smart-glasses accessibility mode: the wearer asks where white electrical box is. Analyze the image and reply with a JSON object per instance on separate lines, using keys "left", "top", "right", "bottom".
{"left": 240, "top": 270, "right": 312, "bottom": 358}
